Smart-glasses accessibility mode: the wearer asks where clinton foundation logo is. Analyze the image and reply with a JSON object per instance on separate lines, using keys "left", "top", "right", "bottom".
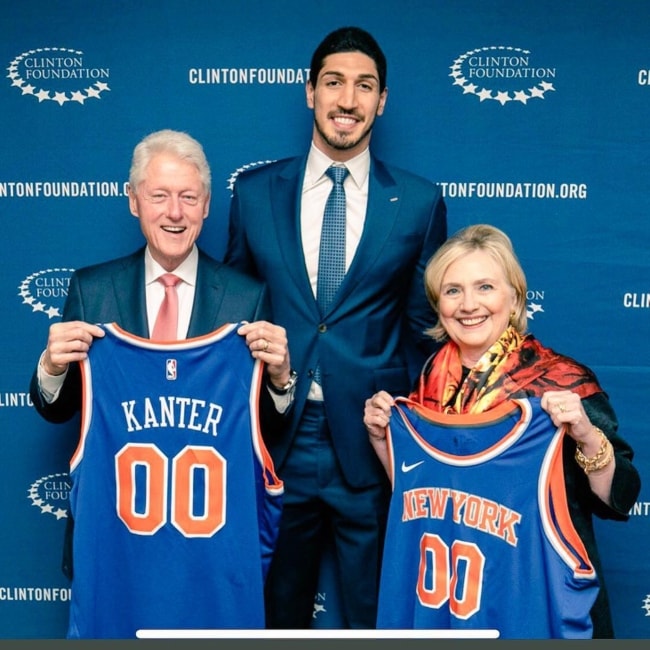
{"left": 27, "top": 472, "right": 70, "bottom": 521}
{"left": 450, "top": 46, "right": 556, "bottom": 105}
{"left": 18, "top": 268, "right": 73, "bottom": 319}
{"left": 7, "top": 47, "right": 110, "bottom": 106}
{"left": 226, "top": 160, "right": 276, "bottom": 195}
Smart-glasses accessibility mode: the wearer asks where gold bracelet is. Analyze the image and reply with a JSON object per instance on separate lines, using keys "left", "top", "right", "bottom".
{"left": 574, "top": 427, "right": 614, "bottom": 475}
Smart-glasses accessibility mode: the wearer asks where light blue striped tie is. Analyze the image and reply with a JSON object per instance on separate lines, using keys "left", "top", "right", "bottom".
{"left": 314, "top": 165, "right": 349, "bottom": 385}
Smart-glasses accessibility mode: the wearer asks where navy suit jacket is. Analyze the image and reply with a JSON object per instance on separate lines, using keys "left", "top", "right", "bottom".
{"left": 30, "top": 246, "right": 273, "bottom": 423}
{"left": 225, "top": 154, "right": 447, "bottom": 488}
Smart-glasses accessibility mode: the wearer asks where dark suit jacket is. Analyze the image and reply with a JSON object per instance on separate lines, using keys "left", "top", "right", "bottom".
{"left": 225, "top": 154, "right": 447, "bottom": 488}
{"left": 30, "top": 246, "right": 275, "bottom": 423}
{"left": 29, "top": 245, "right": 281, "bottom": 579}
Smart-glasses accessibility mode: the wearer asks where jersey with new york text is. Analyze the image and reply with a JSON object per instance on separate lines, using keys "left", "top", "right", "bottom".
{"left": 376, "top": 396, "right": 598, "bottom": 639}
{"left": 67, "top": 323, "right": 283, "bottom": 639}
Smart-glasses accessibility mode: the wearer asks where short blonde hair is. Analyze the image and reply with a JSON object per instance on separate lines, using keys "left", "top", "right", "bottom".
{"left": 424, "top": 224, "right": 528, "bottom": 341}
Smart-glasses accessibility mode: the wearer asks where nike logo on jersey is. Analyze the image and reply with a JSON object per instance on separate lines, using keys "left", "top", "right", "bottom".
{"left": 401, "top": 460, "right": 425, "bottom": 473}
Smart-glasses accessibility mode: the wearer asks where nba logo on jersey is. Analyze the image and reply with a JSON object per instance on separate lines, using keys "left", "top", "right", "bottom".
{"left": 165, "top": 358, "right": 177, "bottom": 380}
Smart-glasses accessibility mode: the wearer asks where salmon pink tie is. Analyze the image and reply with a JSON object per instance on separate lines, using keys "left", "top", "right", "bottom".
{"left": 151, "top": 273, "right": 181, "bottom": 341}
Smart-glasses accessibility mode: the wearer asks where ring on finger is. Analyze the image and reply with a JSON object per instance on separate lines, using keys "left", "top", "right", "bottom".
{"left": 262, "top": 339, "right": 269, "bottom": 352}
{"left": 558, "top": 403, "right": 566, "bottom": 413}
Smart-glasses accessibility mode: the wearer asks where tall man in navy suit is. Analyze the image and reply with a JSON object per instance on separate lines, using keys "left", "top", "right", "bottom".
{"left": 30, "top": 129, "right": 295, "bottom": 579}
{"left": 225, "top": 27, "right": 447, "bottom": 628}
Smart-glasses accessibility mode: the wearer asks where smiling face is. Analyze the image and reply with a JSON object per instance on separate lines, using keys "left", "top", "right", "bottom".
{"left": 128, "top": 152, "right": 210, "bottom": 271}
{"left": 306, "top": 51, "right": 387, "bottom": 161}
{"left": 438, "top": 249, "right": 517, "bottom": 367}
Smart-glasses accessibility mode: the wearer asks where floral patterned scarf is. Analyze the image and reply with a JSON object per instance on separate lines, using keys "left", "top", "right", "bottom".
{"left": 412, "top": 326, "right": 603, "bottom": 414}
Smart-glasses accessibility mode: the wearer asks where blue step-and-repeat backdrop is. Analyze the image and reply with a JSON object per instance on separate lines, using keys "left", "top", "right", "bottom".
{"left": 1, "top": 0, "right": 648, "bottom": 639}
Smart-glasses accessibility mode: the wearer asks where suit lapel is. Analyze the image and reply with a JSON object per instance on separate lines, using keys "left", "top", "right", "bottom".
{"left": 272, "top": 156, "right": 319, "bottom": 313}
{"left": 331, "top": 157, "right": 401, "bottom": 310}
{"left": 188, "top": 252, "right": 222, "bottom": 337}
{"left": 111, "top": 249, "right": 149, "bottom": 337}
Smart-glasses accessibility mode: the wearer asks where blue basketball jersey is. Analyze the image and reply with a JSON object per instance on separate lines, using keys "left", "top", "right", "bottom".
{"left": 67, "top": 323, "right": 283, "bottom": 638}
{"left": 376, "top": 396, "right": 598, "bottom": 639}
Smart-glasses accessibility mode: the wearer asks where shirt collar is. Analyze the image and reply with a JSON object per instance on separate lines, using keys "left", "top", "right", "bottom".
{"left": 145, "top": 244, "right": 199, "bottom": 287}
{"left": 305, "top": 143, "right": 370, "bottom": 190}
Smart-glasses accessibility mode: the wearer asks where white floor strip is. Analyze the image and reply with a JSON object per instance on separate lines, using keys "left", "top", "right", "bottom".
{"left": 136, "top": 629, "right": 500, "bottom": 639}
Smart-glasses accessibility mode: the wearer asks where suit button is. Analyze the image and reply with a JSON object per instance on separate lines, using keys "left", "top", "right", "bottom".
{"left": 318, "top": 324, "right": 327, "bottom": 333}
